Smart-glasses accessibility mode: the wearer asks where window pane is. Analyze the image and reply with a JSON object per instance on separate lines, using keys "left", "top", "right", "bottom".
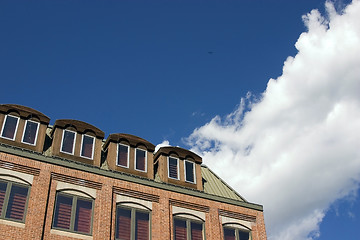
{"left": 74, "top": 198, "right": 92, "bottom": 234}
{"left": 0, "top": 182, "right": 7, "bottom": 216}
{"left": 1, "top": 115, "right": 18, "bottom": 140}
{"left": 116, "top": 208, "right": 131, "bottom": 240}
{"left": 174, "top": 219, "right": 187, "bottom": 240}
{"left": 22, "top": 121, "right": 39, "bottom": 145}
{"left": 135, "top": 211, "right": 149, "bottom": 240}
{"left": 61, "top": 130, "right": 75, "bottom": 154}
{"left": 238, "top": 230, "right": 250, "bottom": 240}
{"left": 53, "top": 194, "right": 73, "bottom": 230}
{"left": 136, "top": 149, "right": 146, "bottom": 171}
{"left": 224, "top": 228, "right": 236, "bottom": 240}
{"left": 191, "top": 222, "right": 203, "bottom": 240}
{"left": 117, "top": 144, "right": 129, "bottom": 167}
{"left": 5, "top": 184, "right": 28, "bottom": 221}
{"left": 81, "top": 135, "right": 94, "bottom": 159}
{"left": 185, "top": 161, "right": 195, "bottom": 183}
{"left": 168, "top": 157, "right": 178, "bottom": 179}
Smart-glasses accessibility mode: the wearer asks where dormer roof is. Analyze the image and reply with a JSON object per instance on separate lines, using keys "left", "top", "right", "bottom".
{"left": 154, "top": 146, "right": 202, "bottom": 163}
{"left": 53, "top": 119, "right": 105, "bottom": 138}
{"left": 0, "top": 104, "right": 50, "bottom": 124}
{"left": 104, "top": 133, "right": 155, "bottom": 152}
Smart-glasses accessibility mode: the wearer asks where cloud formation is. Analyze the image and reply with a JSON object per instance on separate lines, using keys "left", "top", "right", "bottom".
{"left": 186, "top": 1, "right": 360, "bottom": 239}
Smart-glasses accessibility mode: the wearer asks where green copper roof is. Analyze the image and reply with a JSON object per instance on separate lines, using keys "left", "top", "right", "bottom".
{"left": 202, "top": 165, "right": 246, "bottom": 202}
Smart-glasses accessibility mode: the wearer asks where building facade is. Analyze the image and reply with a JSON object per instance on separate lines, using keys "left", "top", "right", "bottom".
{"left": 0, "top": 104, "right": 267, "bottom": 240}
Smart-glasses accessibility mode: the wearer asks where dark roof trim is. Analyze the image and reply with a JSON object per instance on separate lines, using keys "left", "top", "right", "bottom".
{"left": 154, "top": 146, "right": 202, "bottom": 163}
{"left": 104, "top": 133, "right": 155, "bottom": 152}
{"left": 0, "top": 104, "right": 50, "bottom": 124}
{"left": 53, "top": 119, "right": 105, "bottom": 138}
{"left": 0, "top": 143, "right": 263, "bottom": 211}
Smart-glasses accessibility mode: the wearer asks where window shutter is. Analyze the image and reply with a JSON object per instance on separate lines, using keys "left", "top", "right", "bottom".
{"left": 224, "top": 228, "right": 236, "bottom": 240}
{"left": 169, "top": 158, "right": 178, "bottom": 179}
{"left": 5, "top": 185, "right": 28, "bottom": 221}
{"left": 135, "top": 211, "right": 149, "bottom": 240}
{"left": 191, "top": 222, "right": 203, "bottom": 240}
{"left": 116, "top": 208, "right": 131, "bottom": 240}
{"left": 53, "top": 195, "right": 73, "bottom": 230}
{"left": 0, "top": 182, "right": 7, "bottom": 215}
{"left": 174, "top": 219, "right": 187, "bottom": 240}
{"left": 74, "top": 198, "right": 92, "bottom": 234}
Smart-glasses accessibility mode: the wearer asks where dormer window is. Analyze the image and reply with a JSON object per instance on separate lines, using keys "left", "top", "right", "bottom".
{"left": 184, "top": 160, "right": 195, "bottom": 184}
{"left": 81, "top": 135, "right": 95, "bottom": 159}
{"left": 117, "top": 144, "right": 129, "bottom": 168}
{"left": 21, "top": 120, "right": 39, "bottom": 145}
{"left": 135, "top": 148, "right": 147, "bottom": 172}
{"left": 1, "top": 115, "right": 19, "bottom": 140}
{"left": 61, "top": 129, "right": 76, "bottom": 155}
{"left": 168, "top": 157, "right": 179, "bottom": 180}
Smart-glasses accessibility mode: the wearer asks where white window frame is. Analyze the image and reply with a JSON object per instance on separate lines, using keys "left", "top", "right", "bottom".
{"left": 21, "top": 119, "right": 40, "bottom": 146}
{"left": 80, "top": 134, "right": 95, "bottom": 160}
{"left": 184, "top": 160, "right": 196, "bottom": 184}
{"left": 116, "top": 143, "right": 130, "bottom": 168}
{"left": 0, "top": 115, "right": 20, "bottom": 141}
{"left": 134, "top": 148, "right": 147, "bottom": 172}
{"left": 168, "top": 157, "right": 179, "bottom": 180}
{"left": 60, "top": 129, "right": 77, "bottom": 155}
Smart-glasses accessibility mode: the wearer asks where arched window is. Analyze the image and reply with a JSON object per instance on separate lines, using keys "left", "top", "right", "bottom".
{"left": 173, "top": 213, "right": 204, "bottom": 240}
{"left": 223, "top": 223, "right": 251, "bottom": 240}
{"left": 115, "top": 203, "right": 151, "bottom": 240}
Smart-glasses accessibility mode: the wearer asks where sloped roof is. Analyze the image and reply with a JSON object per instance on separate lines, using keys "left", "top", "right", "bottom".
{"left": 202, "top": 165, "right": 246, "bottom": 202}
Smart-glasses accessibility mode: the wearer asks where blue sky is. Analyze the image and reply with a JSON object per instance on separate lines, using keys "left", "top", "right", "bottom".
{"left": 1, "top": 0, "right": 359, "bottom": 239}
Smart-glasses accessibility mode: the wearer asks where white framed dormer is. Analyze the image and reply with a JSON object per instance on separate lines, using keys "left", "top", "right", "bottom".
{"left": 21, "top": 119, "right": 40, "bottom": 146}
{"left": 184, "top": 160, "right": 196, "bottom": 184}
{"left": 168, "top": 156, "right": 179, "bottom": 180}
{"left": 60, "top": 129, "right": 77, "bottom": 155}
{"left": 80, "top": 134, "right": 95, "bottom": 160}
{"left": 135, "top": 148, "right": 147, "bottom": 172}
{"left": 116, "top": 143, "right": 129, "bottom": 168}
{"left": 0, "top": 115, "right": 20, "bottom": 141}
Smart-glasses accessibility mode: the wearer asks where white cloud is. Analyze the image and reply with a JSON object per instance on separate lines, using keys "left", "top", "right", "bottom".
{"left": 155, "top": 140, "right": 171, "bottom": 153}
{"left": 186, "top": 1, "right": 360, "bottom": 239}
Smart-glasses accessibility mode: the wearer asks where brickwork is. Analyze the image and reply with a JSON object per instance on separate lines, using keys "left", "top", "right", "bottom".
{"left": 0, "top": 150, "right": 267, "bottom": 240}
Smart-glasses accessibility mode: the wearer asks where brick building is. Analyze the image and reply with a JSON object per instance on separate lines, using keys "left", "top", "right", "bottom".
{"left": 0, "top": 104, "right": 267, "bottom": 240}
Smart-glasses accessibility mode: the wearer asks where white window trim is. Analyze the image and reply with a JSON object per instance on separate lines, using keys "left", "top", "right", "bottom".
{"left": 116, "top": 143, "right": 129, "bottom": 168}
{"left": 21, "top": 119, "right": 40, "bottom": 146}
{"left": 168, "top": 157, "right": 179, "bottom": 180}
{"left": 80, "top": 134, "right": 95, "bottom": 160}
{"left": 60, "top": 129, "right": 77, "bottom": 155}
{"left": 184, "top": 160, "right": 196, "bottom": 184}
{"left": 134, "top": 148, "right": 147, "bottom": 172}
{"left": 0, "top": 115, "right": 20, "bottom": 141}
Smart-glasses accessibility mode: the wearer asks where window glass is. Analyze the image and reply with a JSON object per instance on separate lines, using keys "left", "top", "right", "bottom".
{"left": 117, "top": 144, "right": 129, "bottom": 167}
{"left": 74, "top": 198, "right": 93, "bottom": 233}
{"left": 0, "top": 181, "right": 29, "bottom": 222}
{"left": 81, "top": 135, "right": 95, "bottom": 159}
{"left": 22, "top": 120, "right": 39, "bottom": 145}
{"left": 116, "top": 208, "right": 131, "bottom": 240}
{"left": 61, "top": 130, "right": 76, "bottom": 154}
{"left": 224, "top": 226, "right": 250, "bottom": 240}
{"left": 53, "top": 193, "right": 93, "bottom": 235}
{"left": 1, "top": 115, "right": 19, "bottom": 140}
{"left": 135, "top": 149, "right": 146, "bottom": 172}
{"left": 116, "top": 206, "right": 150, "bottom": 240}
{"left": 174, "top": 219, "right": 187, "bottom": 240}
{"left": 185, "top": 161, "right": 195, "bottom": 183}
{"left": 174, "top": 217, "right": 204, "bottom": 240}
{"left": 168, "top": 157, "right": 179, "bottom": 179}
